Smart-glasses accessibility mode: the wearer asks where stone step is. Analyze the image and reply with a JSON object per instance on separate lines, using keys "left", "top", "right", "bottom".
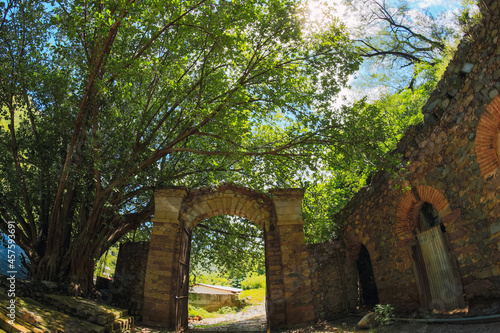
{"left": 43, "top": 294, "right": 130, "bottom": 327}
{"left": 0, "top": 294, "right": 105, "bottom": 333}
{"left": 105, "top": 315, "right": 135, "bottom": 333}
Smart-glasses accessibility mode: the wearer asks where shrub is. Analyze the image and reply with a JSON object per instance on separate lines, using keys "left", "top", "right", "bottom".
{"left": 241, "top": 274, "right": 266, "bottom": 290}
{"left": 374, "top": 303, "right": 394, "bottom": 326}
{"left": 217, "top": 306, "right": 238, "bottom": 314}
{"left": 188, "top": 305, "right": 217, "bottom": 319}
{"left": 190, "top": 273, "right": 231, "bottom": 287}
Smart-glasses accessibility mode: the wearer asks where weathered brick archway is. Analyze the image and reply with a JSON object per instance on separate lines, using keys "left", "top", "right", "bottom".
{"left": 395, "top": 185, "right": 465, "bottom": 310}
{"left": 142, "top": 184, "right": 315, "bottom": 330}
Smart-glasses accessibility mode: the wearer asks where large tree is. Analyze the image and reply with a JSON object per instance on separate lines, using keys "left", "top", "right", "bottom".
{"left": 345, "top": 0, "right": 461, "bottom": 91}
{"left": 0, "top": 0, "right": 388, "bottom": 294}
{"left": 299, "top": 0, "right": 476, "bottom": 245}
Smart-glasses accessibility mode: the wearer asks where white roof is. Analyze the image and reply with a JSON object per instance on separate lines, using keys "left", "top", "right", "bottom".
{"left": 191, "top": 283, "right": 242, "bottom": 294}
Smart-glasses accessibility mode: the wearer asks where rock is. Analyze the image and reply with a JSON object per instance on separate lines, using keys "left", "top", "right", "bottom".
{"left": 461, "top": 63, "right": 474, "bottom": 74}
{"left": 357, "top": 313, "right": 379, "bottom": 329}
{"left": 19, "top": 309, "right": 42, "bottom": 324}
{"left": 41, "top": 280, "right": 58, "bottom": 289}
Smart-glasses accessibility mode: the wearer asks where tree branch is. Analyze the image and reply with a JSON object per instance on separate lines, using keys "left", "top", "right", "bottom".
{"left": 196, "top": 223, "right": 262, "bottom": 245}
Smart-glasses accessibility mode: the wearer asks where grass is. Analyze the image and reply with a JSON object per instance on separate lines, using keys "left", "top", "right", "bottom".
{"left": 240, "top": 288, "right": 265, "bottom": 305}
{"left": 241, "top": 274, "right": 266, "bottom": 290}
{"left": 188, "top": 305, "right": 220, "bottom": 319}
{"left": 188, "top": 305, "right": 241, "bottom": 318}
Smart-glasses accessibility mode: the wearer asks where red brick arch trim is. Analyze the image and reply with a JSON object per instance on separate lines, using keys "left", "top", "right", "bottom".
{"left": 179, "top": 184, "right": 276, "bottom": 230}
{"left": 476, "top": 95, "right": 500, "bottom": 176}
{"left": 395, "top": 186, "right": 451, "bottom": 241}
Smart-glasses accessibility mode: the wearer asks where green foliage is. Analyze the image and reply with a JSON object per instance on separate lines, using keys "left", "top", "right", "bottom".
{"left": 303, "top": 172, "right": 367, "bottom": 243}
{"left": 190, "top": 216, "right": 264, "bottom": 280}
{"left": 374, "top": 303, "right": 395, "bottom": 326}
{"left": 2, "top": 0, "right": 458, "bottom": 292}
{"left": 241, "top": 274, "right": 266, "bottom": 290}
{"left": 217, "top": 306, "right": 238, "bottom": 314}
{"left": 0, "top": 103, "right": 27, "bottom": 131}
{"left": 188, "top": 304, "right": 240, "bottom": 319}
{"left": 239, "top": 288, "right": 266, "bottom": 305}
{"left": 190, "top": 272, "right": 231, "bottom": 287}
{"left": 1, "top": 0, "right": 389, "bottom": 291}
{"left": 94, "top": 245, "right": 119, "bottom": 279}
{"left": 302, "top": 31, "right": 455, "bottom": 243}
{"left": 188, "top": 305, "right": 219, "bottom": 319}
{"left": 457, "top": 0, "right": 482, "bottom": 37}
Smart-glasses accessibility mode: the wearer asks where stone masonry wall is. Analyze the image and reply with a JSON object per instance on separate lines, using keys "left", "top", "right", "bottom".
{"left": 113, "top": 241, "right": 150, "bottom": 319}
{"left": 308, "top": 242, "right": 358, "bottom": 320}
{"left": 333, "top": 0, "right": 500, "bottom": 315}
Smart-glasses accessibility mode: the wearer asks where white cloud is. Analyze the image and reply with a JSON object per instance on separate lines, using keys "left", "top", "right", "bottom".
{"left": 409, "top": 0, "right": 460, "bottom": 11}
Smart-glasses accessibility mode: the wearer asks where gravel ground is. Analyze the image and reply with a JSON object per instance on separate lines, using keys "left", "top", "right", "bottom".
{"left": 289, "top": 316, "right": 500, "bottom": 333}
{"left": 190, "top": 304, "right": 266, "bottom": 328}
{"left": 134, "top": 308, "right": 500, "bottom": 332}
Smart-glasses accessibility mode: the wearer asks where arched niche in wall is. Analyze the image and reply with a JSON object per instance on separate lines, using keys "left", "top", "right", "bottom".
{"left": 355, "top": 244, "right": 379, "bottom": 307}
{"left": 396, "top": 186, "right": 465, "bottom": 311}
{"left": 476, "top": 95, "right": 500, "bottom": 177}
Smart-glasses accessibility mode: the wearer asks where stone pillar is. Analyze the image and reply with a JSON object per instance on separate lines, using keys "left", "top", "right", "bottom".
{"left": 270, "top": 189, "right": 315, "bottom": 327}
{"left": 265, "top": 226, "right": 287, "bottom": 328}
{"left": 142, "top": 188, "right": 188, "bottom": 328}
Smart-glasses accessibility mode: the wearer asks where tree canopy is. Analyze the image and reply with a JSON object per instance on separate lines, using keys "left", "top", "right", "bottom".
{"left": 345, "top": 0, "right": 463, "bottom": 91}
{"left": 0, "top": 0, "right": 392, "bottom": 293}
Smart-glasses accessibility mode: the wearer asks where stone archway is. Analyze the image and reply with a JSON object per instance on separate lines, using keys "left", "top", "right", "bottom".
{"left": 141, "top": 184, "right": 315, "bottom": 330}
{"left": 395, "top": 186, "right": 465, "bottom": 310}
{"left": 395, "top": 185, "right": 452, "bottom": 243}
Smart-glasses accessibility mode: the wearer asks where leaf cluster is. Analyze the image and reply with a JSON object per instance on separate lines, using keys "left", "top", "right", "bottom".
{"left": 190, "top": 216, "right": 264, "bottom": 279}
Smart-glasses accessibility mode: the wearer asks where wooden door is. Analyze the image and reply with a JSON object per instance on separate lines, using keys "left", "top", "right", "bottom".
{"left": 417, "top": 226, "right": 463, "bottom": 310}
{"left": 175, "top": 227, "right": 192, "bottom": 332}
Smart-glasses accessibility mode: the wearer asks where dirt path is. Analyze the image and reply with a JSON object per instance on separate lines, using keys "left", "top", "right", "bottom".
{"left": 189, "top": 304, "right": 266, "bottom": 330}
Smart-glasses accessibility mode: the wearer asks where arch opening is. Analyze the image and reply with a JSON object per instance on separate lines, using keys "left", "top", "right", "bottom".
{"left": 187, "top": 215, "right": 267, "bottom": 329}
{"left": 418, "top": 202, "right": 443, "bottom": 232}
{"left": 356, "top": 244, "right": 379, "bottom": 307}
{"left": 411, "top": 202, "right": 464, "bottom": 311}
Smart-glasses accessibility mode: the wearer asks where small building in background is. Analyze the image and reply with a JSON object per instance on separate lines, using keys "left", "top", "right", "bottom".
{"left": 189, "top": 284, "right": 243, "bottom": 312}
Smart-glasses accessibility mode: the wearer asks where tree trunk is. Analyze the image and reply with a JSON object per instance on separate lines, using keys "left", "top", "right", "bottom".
{"left": 30, "top": 206, "right": 152, "bottom": 296}
{"left": 31, "top": 236, "right": 100, "bottom": 296}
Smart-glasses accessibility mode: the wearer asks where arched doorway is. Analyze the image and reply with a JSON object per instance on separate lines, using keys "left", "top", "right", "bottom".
{"left": 141, "top": 184, "right": 315, "bottom": 330}
{"left": 397, "top": 186, "right": 465, "bottom": 311}
{"left": 187, "top": 215, "right": 266, "bottom": 329}
{"left": 356, "top": 244, "right": 379, "bottom": 307}
{"left": 413, "top": 202, "right": 464, "bottom": 310}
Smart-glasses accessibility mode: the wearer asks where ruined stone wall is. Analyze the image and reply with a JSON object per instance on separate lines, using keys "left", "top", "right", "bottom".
{"left": 334, "top": 0, "right": 500, "bottom": 315}
{"left": 113, "top": 241, "right": 150, "bottom": 319}
{"left": 308, "top": 242, "right": 358, "bottom": 320}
